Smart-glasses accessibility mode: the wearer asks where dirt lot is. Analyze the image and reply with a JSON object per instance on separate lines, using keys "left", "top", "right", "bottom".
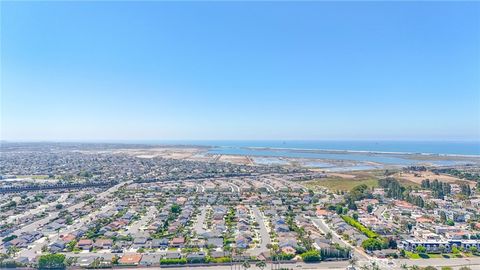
{"left": 217, "top": 155, "right": 253, "bottom": 165}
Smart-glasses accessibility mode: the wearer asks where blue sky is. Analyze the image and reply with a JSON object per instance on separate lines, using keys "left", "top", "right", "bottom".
{"left": 1, "top": 1, "right": 479, "bottom": 141}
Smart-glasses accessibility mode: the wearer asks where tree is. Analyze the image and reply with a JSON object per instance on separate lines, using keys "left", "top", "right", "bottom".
{"left": 38, "top": 254, "right": 66, "bottom": 269}
{"left": 367, "top": 205, "right": 374, "bottom": 213}
{"left": 6, "top": 246, "right": 19, "bottom": 258}
{"left": 415, "top": 245, "right": 426, "bottom": 254}
{"left": 335, "top": 205, "right": 343, "bottom": 215}
{"left": 423, "top": 267, "right": 438, "bottom": 270}
{"left": 2, "top": 235, "right": 17, "bottom": 243}
{"left": 255, "top": 261, "right": 266, "bottom": 270}
{"left": 438, "top": 244, "right": 446, "bottom": 254}
{"left": 361, "top": 238, "right": 384, "bottom": 251}
{"left": 458, "top": 267, "right": 472, "bottom": 270}
{"left": 241, "top": 260, "right": 250, "bottom": 270}
{"left": 171, "top": 204, "right": 181, "bottom": 214}
{"left": 66, "top": 240, "right": 77, "bottom": 252}
{"left": 368, "top": 261, "right": 381, "bottom": 270}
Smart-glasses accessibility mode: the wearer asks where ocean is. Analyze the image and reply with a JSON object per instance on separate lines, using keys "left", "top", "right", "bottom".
{"left": 144, "top": 140, "right": 480, "bottom": 156}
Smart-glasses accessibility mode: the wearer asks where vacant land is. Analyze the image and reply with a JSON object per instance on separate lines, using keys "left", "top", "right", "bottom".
{"left": 305, "top": 177, "right": 378, "bottom": 192}
{"left": 304, "top": 170, "right": 419, "bottom": 192}
{"left": 218, "top": 155, "right": 253, "bottom": 165}
{"left": 395, "top": 171, "right": 476, "bottom": 187}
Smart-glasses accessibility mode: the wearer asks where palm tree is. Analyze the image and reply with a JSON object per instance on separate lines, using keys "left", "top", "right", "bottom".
{"left": 359, "top": 265, "right": 370, "bottom": 270}
{"left": 349, "top": 255, "right": 358, "bottom": 267}
{"left": 269, "top": 244, "right": 279, "bottom": 270}
{"left": 256, "top": 261, "right": 266, "bottom": 270}
{"left": 242, "top": 260, "right": 250, "bottom": 270}
{"left": 7, "top": 246, "right": 19, "bottom": 258}
{"left": 370, "top": 261, "right": 381, "bottom": 270}
{"left": 400, "top": 263, "right": 408, "bottom": 270}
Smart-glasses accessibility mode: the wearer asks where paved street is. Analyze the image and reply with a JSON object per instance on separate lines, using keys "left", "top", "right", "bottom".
{"left": 13, "top": 181, "right": 130, "bottom": 259}
{"left": 311, "top": 218, "right": 369, "bottom": 262}
{"left": 193, "top": 206, "right": 207, "bottom": 235}
{"left": 248, "top": 205, "right": 271, "bottom": 256}
{"left": 135, "top": 260, "right": 349, "bottom": 270}
{"left": 125, "top": 205, "right": 157, "bottom": 236}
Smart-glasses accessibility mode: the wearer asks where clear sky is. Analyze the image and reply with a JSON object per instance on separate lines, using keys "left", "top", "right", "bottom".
{"left": 1, "top": 1, "right": 479, "bottom": 141}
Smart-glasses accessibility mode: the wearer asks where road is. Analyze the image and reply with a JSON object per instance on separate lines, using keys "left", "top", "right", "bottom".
{"left": 393, "top": 257, "right": 480, "bottom": 270}
{"left": 13, "top": 181, "right": 130, "bottom": 259}
{"left": 229, "top": 183, "right": 240, "bottom": 193}
{"left": 193, "top": 206, "right": 207, "bottom": 235}
{"left": 4, "top": 194, "right": 68, "bottom": 225}
{"left": 125, "top": 205, "right": 157, "bottom": 236}
{"left": 19, "top": 199, "right": 118, "bottom": 259}
{"left": 373, "top": 205, "right": 386, "bottom": 220}
{"left": 247, "top": 205, "right": 271, "bottom": 256}
{"left": 136, "top": 260, "right": 349, "bottom": 270}
{"left": 310, "top": 218, "right": 370, "bottom": 264}
{"left": 264, "top": 183, "right": 277, "bottom": 193}
{"left": 196, "top": 184, "right": 205, "bottom": 193}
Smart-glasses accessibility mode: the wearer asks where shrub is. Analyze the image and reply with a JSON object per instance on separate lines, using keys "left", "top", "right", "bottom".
{"left": 160, "top": 258, "right": 187, "bottom": 265}
{"left": 362, "top": 238, "right": 386, "bottom": 251}
{"left": 301, "top": 250, "right": 321, "bottom": 262}
{"left": 341, "top": 215, "right": 378, "bottom": 238}
{"left": 38, "top": 254, "right": 66, "bottom": 269}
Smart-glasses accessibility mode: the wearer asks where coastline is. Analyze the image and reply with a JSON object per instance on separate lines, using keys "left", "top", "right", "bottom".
{"left": 228, "top": 146, "right": 480, "bottom": 158}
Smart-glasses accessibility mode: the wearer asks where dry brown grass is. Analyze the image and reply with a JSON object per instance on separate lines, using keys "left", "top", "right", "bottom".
{"left": 395, "top": 171, "right": 476, "bottom": 187}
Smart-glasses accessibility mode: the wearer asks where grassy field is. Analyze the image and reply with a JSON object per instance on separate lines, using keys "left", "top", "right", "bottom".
{"left": 15, "top": 175, "right": 50, "bottom": 179}
{"left": 404, "top": 251, "right": 472, "bottom": 259}
{"left": 305, "top": 177, "right": 379, "bottom": 192}
{"left": 304, "top": 169, "right": 419, "bottom": 192}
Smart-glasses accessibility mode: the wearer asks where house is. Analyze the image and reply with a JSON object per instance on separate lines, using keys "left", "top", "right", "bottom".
{"left": 76, "top": 256, "right": 97, "bottom": 267}
{"left": 133, "top": 236, "right": 148, "bottom": 245}
{"left": 94, "top": 239, "right": 113, "bottom": 249}
{"left": 164, "top": 252, "right": 182, "bottom": 260}
{"left": 210, "top": 251, "right": 230, "bottom": 259}
{"left": 281, "top": 246, "right": 296, "bottom": 255}
{"left": 139, "top": 254, "right": 160, "bottom": 266}
{"left": 118, "top": 254, "right": 143, "bottom": 265}
{"left": 49, "top": 240, "right": 66, "bottom": 253}
{"left": 316, "top": 207, "right": 332, "bottom": 218}
{"left": 278, "top": 238, "right": 298, "bottom": 249}
{"left": 170, "top": 237, "right": 185, "bottom": 248}
{"left": 77, "top": 239, "right": 93, "bottom": 250}
{"left": 186, "top": 252, "right": 206, "bottom": 263}
{"left": 207, "top": 237, "right": 224, "bottom": 248}
{"left": 400, "top": 239, "right": 480, "bottom": 253}
{"left": 235, "top": 235, "right": 251, "bottom": 249}
{"left": 61, "top": 234, "right": 76, "bottom": 242}
{"left": 313, "top": 238, "right": 331, "bottom": 250}
{"left": 275, "top": 224, "right": 290, "bottom": 233}
{"left": 151, "top": 238, "right": 169, "bottom": 249}
{"left": 15, "top": 257, "right": 31, "bottom": 265}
